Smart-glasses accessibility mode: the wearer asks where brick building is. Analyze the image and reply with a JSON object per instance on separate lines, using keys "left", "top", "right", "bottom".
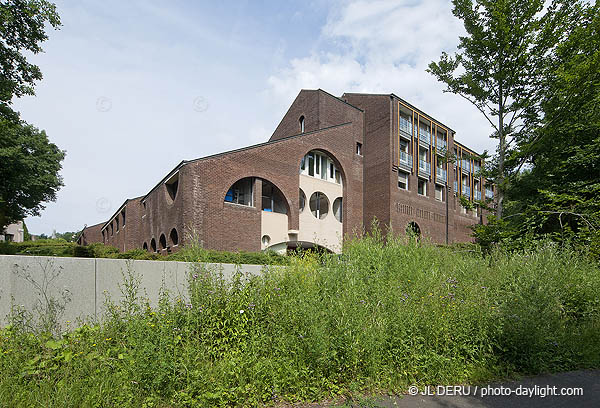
{"left": 78, "top": 89, "right": 495, "bottom": 253}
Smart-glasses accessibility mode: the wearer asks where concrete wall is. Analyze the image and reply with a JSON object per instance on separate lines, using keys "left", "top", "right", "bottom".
{"left": 0, "top": 255, "right": 273, "bottom": 329}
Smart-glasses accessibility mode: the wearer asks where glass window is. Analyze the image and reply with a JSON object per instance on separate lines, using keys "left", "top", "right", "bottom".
{"left": 398, "top": 171, "right": 408, "bottom": 190}
{"left": 418, "top": 179, "right": 427, "bottom": 196}
{"left": 309, "top": 192, "right": 329, "bottom": 219}
{"left": 333, "top": 197, "right": 343, "bottom": 222}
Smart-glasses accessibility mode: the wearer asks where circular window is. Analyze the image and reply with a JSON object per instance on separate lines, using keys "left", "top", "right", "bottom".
{"left": 309, "top": 192, "right": 329, "bottom": 219}
{"left": 261, "top": 235, "right": 271, "bottom": 246}
{"left": 333, "top": 197, "right": 343, "bottom": 223}
{"left": 299, "top": 189, "right": 306, "bottom": 212}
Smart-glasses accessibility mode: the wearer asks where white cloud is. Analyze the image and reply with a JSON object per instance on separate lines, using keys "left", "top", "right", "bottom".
{"left": 267, "top": 0, "right": 497, "bottom": 154}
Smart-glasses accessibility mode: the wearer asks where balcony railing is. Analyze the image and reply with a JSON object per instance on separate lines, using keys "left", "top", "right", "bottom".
{"left": 453, "top": 181, "right": 458, "bottom": 194}
{"left": 399, "top": 117, "right": 412, "bottom": 136}
{"left": 485, "top": 189, "right": 494, "bottom": 199}
{"left": 473, "top": 164, "right": 481, "bottom": 174}
{"left": 436, "top": 167, "right": 447, "bottom": 182}
{"left": 462, "top": 185, "right": 471, "bottom": 197}
{"left": 436, "top": 138, "right": 447, "bottom": 153}
{"left": 475, "top": 190, "right": 482, "bottom": 201}
{"left": 418, "top": 160, "right": 431, "bottom": 177}
{"left": 399, "top": 151, "right": 413, "bottom": 170}
{"left": 419, "top": 128, "right": 431, "bottom": 147}
{"left": 461, "top": 159, "right": 471, "bottom": 173}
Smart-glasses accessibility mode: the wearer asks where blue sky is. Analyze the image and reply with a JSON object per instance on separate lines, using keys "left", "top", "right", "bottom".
{"left": 13, "top": 0, "right": 495, "bottom": 235}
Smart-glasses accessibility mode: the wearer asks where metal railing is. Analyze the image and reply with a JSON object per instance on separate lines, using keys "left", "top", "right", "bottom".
{"left": 399, "top": 151, "right": 413, "bottom": 169}
{"left": 436, "top": 167, "right": 447, "bottom": 182}
{"left": 475, "top": 191, "right": 482, "bottom": 201}
{"left": 399, "top": 117, "right": 412, "bottom": 135}
{"left": 418, "top": 160, "right": 431, "bottom": 176}
{"left": 485, "top": 189, "right": 494, "bottom": 199}
{"left": 473, "top": 164, "right": 481, "bottom": 174}
{"left": 462, "top": 185, "right": 471, "bottom": 197}
{"left": 461, "top": 159, "right": 471, "bottom": 173}
{"left": 453, "top": 181, "right": 458, "bottom": 193}
{"left": 419, "top": 128, "right": 431, "bottom": 146}
{"left": 436, "top": 138, "right": 447, "bottom": 153}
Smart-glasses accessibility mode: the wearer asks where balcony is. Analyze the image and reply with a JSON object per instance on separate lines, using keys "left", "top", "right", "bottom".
{"left": 475, "top": 190, "right": 482, "bottom": 201}
{"left": 485, "top": 189, "right": 494, "bottom": 199}
{"left": 473, "top": 164, "right": 481, "bottom": 174}
{"left": 399, "top": 117, "right": 412, "bottom": 138}
{"left": 436, "top": 167, "right": 447, "bottom": 183}
{"left": 462, "top": 185, "right": 471, "bottom": 198}
{"left": 461, "top": 159, "right": 471, "bottom": 173}
{"left": 399, "top": 151, "right": 413, "bottom": 171}
{"left": 419, "top": 128, "right": 431, "bottom": 147}
{"left": 436, "top": 138, "right": 447, "bottom": 154}
{"left": 418, "top": 160, "right": 431, "bottom": 178}
{"left": 453, "top": 181, "right": 458, "bottom": 194}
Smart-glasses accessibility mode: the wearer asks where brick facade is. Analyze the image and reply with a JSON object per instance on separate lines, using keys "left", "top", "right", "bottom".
{"left": 80, "top": 89, "right": 494, "bottom": 253}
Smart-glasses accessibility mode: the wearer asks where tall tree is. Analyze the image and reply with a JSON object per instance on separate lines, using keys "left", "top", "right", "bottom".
{"left": 506, "top": 2, "right": 600, "bottom": 256}
{"left": 427, "top": 0, "right": 578, "bottom": 218}
{"left": 0, "top": 0, "right": 61, "bottom": 119}
{"left": 0, "top": 0, "right": 64, "bottom": 231}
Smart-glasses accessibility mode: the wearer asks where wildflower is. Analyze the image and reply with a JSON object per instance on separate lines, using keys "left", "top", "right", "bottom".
{"left": 185, "top": 303, "right": 192, "bottom": 309}
{"left": 193, "top": 274, "right": 198, "bottom": 279}
{"left": 240, "top": 309, "right": 244, "bottom": 314}
{"left": 92, "top": 343, "right": 96, "bottom": 347}
{"left": 248, "top": 303, "right": 255, "bottom": 309}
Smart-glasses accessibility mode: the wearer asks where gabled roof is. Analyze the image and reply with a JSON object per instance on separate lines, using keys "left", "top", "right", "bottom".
{"left": 101, "top": 195, "right": 144, "bottom": 231}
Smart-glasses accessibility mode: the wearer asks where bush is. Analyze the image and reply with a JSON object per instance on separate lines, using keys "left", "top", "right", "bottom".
{"left": 1, "top": 232, "right": 598, "bottom": 407}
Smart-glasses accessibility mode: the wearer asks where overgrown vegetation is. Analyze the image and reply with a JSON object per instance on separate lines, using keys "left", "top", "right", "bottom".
{"left": 0, "top": 239, "right": 289, "bottom": 265}
{"left": 1, "top": 232, "right": 598, "bottom": 407}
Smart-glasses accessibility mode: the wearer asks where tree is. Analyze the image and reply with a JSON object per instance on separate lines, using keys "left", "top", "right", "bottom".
{"left": 0, "top": 0, "right": 61, "bottom": 119}
{"left": 427, "top": 0, "right": 579, "bottom": 218}
{"left": 0, "top": 0, "right": 64, "bottom": 231}
{"left": 0, "top": 119, "right": 65, "bottom": 230}
{"left": 505, "top": 3, "right": 600, "bottom": 257}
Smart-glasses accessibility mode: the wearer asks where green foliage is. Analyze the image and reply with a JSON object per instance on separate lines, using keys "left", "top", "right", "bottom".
{"left": 1, "top": 232, "right": 599, "bottom": 406}
{"left": 22, "top": 220, "right": 31, "bottom": 241}
{"left": 478, "top": 3, "right": 600, "bottom": 258}
{"left": 0, "top": 0, "right": 61, "bottom": 115}
{"left": 428, "top": 0, "right": 581, "bottom": 217}
{"left": 0, "top": 239, "right": 76, "bottom": 257}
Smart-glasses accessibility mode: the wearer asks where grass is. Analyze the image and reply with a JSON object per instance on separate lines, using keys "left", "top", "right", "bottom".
{"left": 1, "top": 230, "right": 599, "bottom": 407}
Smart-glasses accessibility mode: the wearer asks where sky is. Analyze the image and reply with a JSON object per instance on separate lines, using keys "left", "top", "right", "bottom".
{"left": 13, "top": 0, "right": 496, "bottom": 235}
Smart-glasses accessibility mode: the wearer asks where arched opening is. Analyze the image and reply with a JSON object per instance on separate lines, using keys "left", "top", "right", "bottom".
{"left": 224, "top": 177, "right": 253, "bottom": 206}
{"left": 333, "top": 197, "right": 343, "bottom": 223}
{"left": 300, "top": 150, "right": 342, "bottom": 185}
{"left": 165, "top": 172, "right": 179, "bottom": 203}
{"left": 406, "top": 221, "right": 421, "bottom": 237}
{"left": 121, "top": 210, "right": 126, "bottom": 226}
{"left": 143, "top": 242, "right": 148, "bottom": 251}
{"left": 261, "top": 180, "right": 287, "bottom": 214}
{"left": 150, "top": 238, "right": 157, "bottom": 252}
{"left": 299, "top": 189, "right": 306, "bottom": 212}
{"left": 309, "top": 192, "right": 329, "bottom": 219}
{"left": 170, "top": 228, "right": 179, "bottom": 246}
{"left": 299, "top": 115, "right": 305, "bottom": 133}
{"left": 159, "top": 234, "right": 167, "bottom": 250}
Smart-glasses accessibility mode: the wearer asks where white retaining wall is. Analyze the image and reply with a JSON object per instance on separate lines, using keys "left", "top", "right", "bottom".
{"left": 0, "top": 255, "right": 272, "bottom": 328}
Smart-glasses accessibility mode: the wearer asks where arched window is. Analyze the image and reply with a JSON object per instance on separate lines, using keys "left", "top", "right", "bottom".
{"left": 261, "top": 180, "right": 287, "bottom": 214}
{"left": 406, "top": 222, "right": 421, "bottom": 237}
{"left": 333, "top": 197, "right": 343, "bottom": 223}
{"left": 121, "top": 210, "right": 126, "bottom": 226}
{"left": 170, "top": 228, "right": 179, "bottom": 246}
{"left": 143, "top": 242, "right": 148, "bottom": 251}
{"left": 159, "top": 234, "right": 167, "bottom": 250}
{"left": 225, "top": 177, "right": 253, "bottom": 206}
{"left": 300, "top": 150, "right": 342, "bottom": 185}
{"left": 299, "top": 116, "right": 305, "bottom": 133}
{"left": 150, "top": 238, "right": 157, "bottom": 252}
{"left": 309, "top": 192, "right": 329, "bottom": 219}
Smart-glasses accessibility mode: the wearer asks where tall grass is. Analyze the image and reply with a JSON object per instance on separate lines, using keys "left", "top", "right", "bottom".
{"left": 1, "top": 232, "right": 599, "bottom": 407}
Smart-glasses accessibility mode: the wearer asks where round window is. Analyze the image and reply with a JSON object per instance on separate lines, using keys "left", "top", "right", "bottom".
{"left": 309, "top": 192, "right": 329, "bottom": 219}
{"left": 299, "top": 189, "right": 306, "bottom": 212}
{"left": 261, "top": 235, "right": 271, "bottom": 246}
{"left": 333, "top": 197, "right": 343, "bottom": 223}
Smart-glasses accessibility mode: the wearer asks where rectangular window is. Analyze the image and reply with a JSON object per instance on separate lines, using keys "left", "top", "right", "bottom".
{"left": 398, "top": 171, "right": 408, "bottom": 190}
{"left": 356, "top": 142, "right": 362, "bottom": 156}
{"left": 330, "top": 162, "right": 334, "bottom": 178}
{"left": 300, "top": 155, "right": 306, "bottom": 171}
{"left": 435, "top": 185, "right": 444, "bottom": 201}
{"left": 308, "top": 154, "right": 314, "bottom": 176}
{"left": 418, "top": 179, "right": 427, "bottom": 196}
{"left": 316, "top": 154, "right": 320, "bottom": 175}
{"left": 321, "top": 156, "right": 327, "bottom": 180}
{"left": 400, "top": 139, "right": 408, "bottom": 153}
